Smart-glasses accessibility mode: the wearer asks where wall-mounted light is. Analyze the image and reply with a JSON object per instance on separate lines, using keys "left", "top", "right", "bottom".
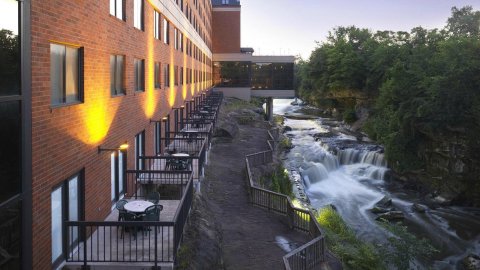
{"left": 98, "top": 142, "right": 129, "bottom": 154}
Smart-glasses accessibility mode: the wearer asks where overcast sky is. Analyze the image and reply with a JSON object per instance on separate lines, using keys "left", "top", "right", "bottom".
{"left": 241, "top": 0, "right": 480, "bottom": 59}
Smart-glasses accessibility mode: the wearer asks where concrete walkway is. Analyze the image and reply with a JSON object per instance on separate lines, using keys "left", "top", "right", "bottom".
{"left": 203, "top": 124, "right": 309, "bottom": 270}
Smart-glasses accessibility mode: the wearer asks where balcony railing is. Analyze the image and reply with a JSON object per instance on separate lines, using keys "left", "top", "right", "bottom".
{"left": 65, "top": 172, "right": 194, "bottom": 268}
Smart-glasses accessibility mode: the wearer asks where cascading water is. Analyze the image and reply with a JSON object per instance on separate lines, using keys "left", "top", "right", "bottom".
{"left": 274, "top": 99, "right": 480, "bottom": 269}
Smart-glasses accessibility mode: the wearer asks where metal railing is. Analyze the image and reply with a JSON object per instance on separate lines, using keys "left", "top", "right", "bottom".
{"left": 244, "top": 128, "right": 327, "bottom": 270}
{"left": 126, "top": 170, "right": 192, "bottom": 199}
{"left": 65, "top": 173, "right": 195, "bottom": 268}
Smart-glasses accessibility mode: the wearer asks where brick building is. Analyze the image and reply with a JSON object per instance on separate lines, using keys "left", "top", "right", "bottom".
{"left": 0, "top": 0, "right": 293, "bottom": 269}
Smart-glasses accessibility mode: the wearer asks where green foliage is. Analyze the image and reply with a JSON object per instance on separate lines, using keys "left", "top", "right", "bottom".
{"left": 269, "top": 165, "right": 293, "bottom": 197}
{"left": 296, "top": 6, "right": 480, "bottom": 180}
{"left": 279, "top": 137, "right": 292, "bottom": 150}
{"left": 378, "top": 220, "right": 439, "bottom": 270}
{"left": 343, "top": 108, "right": 357, "bottom": 124}
{"left": 316, "top": 207, "right": 384, "bottom": 270}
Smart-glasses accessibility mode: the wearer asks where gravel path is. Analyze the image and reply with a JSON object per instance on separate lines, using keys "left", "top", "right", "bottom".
{"left": 203, "top": 123, "right": 309, "bottom": 270}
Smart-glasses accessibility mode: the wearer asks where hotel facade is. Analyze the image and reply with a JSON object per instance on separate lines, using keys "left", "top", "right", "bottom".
{"left": 0, "top": 0, "right": 293, "bottom": 269}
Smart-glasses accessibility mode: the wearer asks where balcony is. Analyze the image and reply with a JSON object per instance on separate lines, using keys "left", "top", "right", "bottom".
{"left": 62, "top": 92, "right": 224, "bottom": 269}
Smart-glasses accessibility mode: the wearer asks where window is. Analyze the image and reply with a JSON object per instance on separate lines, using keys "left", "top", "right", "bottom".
{"left": 135, "top": 131, "right": 145, "bottom": 170}
{"left": 134, "top": 59, "right": 145, "bottom": 92}
{"left": 109, "top": 0, "right": 124, "bottom": 20}
{"left": 111, "top": 150, "right": 126, "bottom": 203}
{"left": 154, "top": 122, "right": 162, "bottom": 155}
{"left": 51, "top": 173, "right": 84, "bottom": 266}
{"left": 164, "top": 64, "right": 170, "bottom": 87}
{"left": 50, "top": 43, "right": 83, "bottom": 106}
{"left": 133, "top": 0, "right": 144, "bottom": 30}
{"left": 174, "top": 28, "right": 178, "bottom": 50}
{"left": 174, "top": 66, "right": 179, "bottom": 86}
{"left": 180, "top": 67, "right": 183, "bottom": 85}
{"left": 180, "top": 32, "right": 184, "bottom": 52}
{"left": 154, "top": 10, "right": 161, "bottom": 39}
{"left": 154, "top": 62, "right": 161, "bottom": 89}
{"left": 163, "top": 18, "right": 169, "bottom": 44}
{"left": 110, "top": 55, "right": 125, "bottom": 96}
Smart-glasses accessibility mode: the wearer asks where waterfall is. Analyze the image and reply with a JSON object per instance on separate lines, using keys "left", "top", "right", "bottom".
{"left": 338, "top": 149, "right": 387, "bottom": 167}
{"left": 301, "top": 163, "right": 330, "bottom": 187}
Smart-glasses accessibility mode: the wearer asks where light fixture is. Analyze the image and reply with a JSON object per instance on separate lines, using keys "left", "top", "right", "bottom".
{"left": 98, "top": 142, "right": 129, "bottom": 153}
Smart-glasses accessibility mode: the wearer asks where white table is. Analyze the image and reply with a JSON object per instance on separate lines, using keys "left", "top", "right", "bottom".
{"left": 124, "top": 200, "right": 154, "bottom": 213}
{"left": 172, "top": 153, "right": 189, "bottom": 157}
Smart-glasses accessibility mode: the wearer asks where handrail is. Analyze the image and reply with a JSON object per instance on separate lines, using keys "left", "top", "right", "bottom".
{"left": 244, "top": 129, "right": 327, "bottom": 270}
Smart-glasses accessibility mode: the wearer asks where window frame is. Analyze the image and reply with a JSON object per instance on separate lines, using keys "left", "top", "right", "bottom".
{"left": 110, "top": 55, "right": 125, "bottom": 96}
{"left": 133, "top": 0, "right": 144, "bottom": 31}
{"left": 154, "top": 61, "right": 161, "bottom": 89}
{"left": 134, "top": 58, "right": 145, "bottom": 92}
{"left": 50, "top": 43, "right": 84, "bottom": 107}
{"left": 110, "top": 0, "right": 125, "bottom": 21}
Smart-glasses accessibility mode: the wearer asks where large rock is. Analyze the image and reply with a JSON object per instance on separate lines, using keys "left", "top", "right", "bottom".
{"left": 375, "top": 196, "right": 393, "bottom": 208}
{"left": 375, "top": 211, "right": 404, "bottom": 221}
{"left": 462, "top": 254, "right": 480, "bottom": 270}
{"left": 176, "top": 194, "right": 224, "bottom": 270}
{"left": 214, "top": 120, "right": 239, "bottom": 138}
{"left": 412, "top": 203, "right": 428, "bottom": 213}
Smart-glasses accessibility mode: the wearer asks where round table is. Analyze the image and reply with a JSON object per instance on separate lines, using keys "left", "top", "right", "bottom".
{"left": 124, "top": 200, "right": 154, "bottom": 213}
{"left": 172, "top": 153, "right": 189, "bottom": 157}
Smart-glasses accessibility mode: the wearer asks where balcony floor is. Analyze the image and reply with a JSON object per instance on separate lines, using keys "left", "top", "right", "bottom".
{"left": 65, "top": 199, "right": 180, "bottom": 269}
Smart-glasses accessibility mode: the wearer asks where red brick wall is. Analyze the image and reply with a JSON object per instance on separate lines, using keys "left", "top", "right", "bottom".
{"left": 212, "top": 9, "right": 241, "bottom": 53}
{"left": 30, "top": 0, "right": 212, "bottom": 268}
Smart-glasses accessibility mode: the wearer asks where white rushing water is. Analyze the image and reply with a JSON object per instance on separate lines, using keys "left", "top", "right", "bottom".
{"left": 273, "top": 99, "right": 480, "bottom": 268}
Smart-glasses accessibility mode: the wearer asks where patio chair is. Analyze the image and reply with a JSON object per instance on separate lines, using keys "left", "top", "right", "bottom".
{"left": 115, "top": 199, "right": 128, "bottom": 221}
{"left": 143, "top": 205, "right": 163, "bottom": 235}
{"left": 147, "top": 191, "right": 160, "bottom": 204}
{"left": 120, "top": 212, "right": 139, "bottom": 240}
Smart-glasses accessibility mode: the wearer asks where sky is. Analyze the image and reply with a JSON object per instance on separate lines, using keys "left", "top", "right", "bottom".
{"left": 241, "top": 0, "right": 480, "bottom": 59}
{"left": 0, "top": 0, "right": 18, "bottom": 34}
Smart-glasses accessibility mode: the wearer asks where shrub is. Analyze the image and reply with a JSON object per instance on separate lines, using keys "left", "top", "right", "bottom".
{"left": 343, "top": 108, "right": 357, "bottom": 124}
{"left": 316, "top": 207, "right": 384, "bottom": 270}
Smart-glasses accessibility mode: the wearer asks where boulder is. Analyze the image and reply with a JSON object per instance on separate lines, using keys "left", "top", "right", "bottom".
{"left": 375, "top": 211, "right": 404, "bottom": 221}
{"left": 283, "top": 126, "right": 293, "bottom": 132}
{"left": 214, "top": 120, "right": 239, "bottom": 138}
{"left": 375, "top": 196, "right": 393, "bottom": 208}
{"left": 371, "top": 206, "right": 394, "bottom": 214}
{"left": 462, "top": 254, "right": 480, "bottom": 270}
{"left": 412, "top": 203, "right": 428, "bottom": 213}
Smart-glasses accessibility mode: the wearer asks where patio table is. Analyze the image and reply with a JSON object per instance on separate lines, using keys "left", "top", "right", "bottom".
{"left": 124, "top": 200, "right": 154, "bottom": 214}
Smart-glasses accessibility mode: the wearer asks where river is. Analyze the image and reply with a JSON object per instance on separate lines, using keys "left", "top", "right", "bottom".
{"left": 273, "top": 99, "right": 480, "bottom": 269}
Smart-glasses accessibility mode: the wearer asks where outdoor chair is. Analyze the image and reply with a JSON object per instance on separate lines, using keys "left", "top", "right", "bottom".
{"left": 147, "top": 191, "right": 160, "bottom": 204}
{"left": 120, "top": 212, "right": 139, "bottom": 240}
{"left": 115, "top": 199, "right": 128, "bottom": 221}
{"left": 142, "top": 205, "right": 163, "bottom": 235}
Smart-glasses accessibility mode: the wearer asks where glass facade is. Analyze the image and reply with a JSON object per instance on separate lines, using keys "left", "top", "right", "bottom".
{"left": 212, "top": 0, "right": 240, "bottom": 6}
{"left": 252, "top": 63, "right": 294, "bottom": 90}
{"left": 213, "top": 61, "right": 250, "bottom": 87}
{"left": 0, "top": 0, "right": 23, "bottom": 268}
{"left": 213, "top": 61, "right": 294, "bottom": 90}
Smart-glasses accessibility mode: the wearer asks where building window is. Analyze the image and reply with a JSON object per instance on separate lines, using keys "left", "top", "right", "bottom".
{"left": 154, "top": 122, "right": 162, "bottom": 155}
{"left": 135, "top": 131, "right": 145, "bottom": 170}
{"left": 154, "top": 10, "right": 161, "bottom": 40}
{"left": 174, "top": 66, "right": 178, "bottom": 86}
{"left": 51, "top": 173, "right": 84, "bottom": 266}
{"left": 174, "top": 28, "right": 178, "bottom": 50}
{"left": 163, "top": 18, "right": 169, "bottom": 44}
{"left": 134, "top": 59, "right": 145, "bottom": 92}
{"left": 164, "top": 64, "right": 170, "bottom": 87}
{"left": 111, "top": 150, "right": 126, "bottom": 203}
{"left": 154, "top": 62, "right": 161, "bottom": 89}
{"left": 180, "top": 67, "right": 184, "bottom": 85}
{"left": 180, "top": 32, "right": 184, "bottom": 52}
{"left": 110, "top": 55, "right": 125, "bottom": 96}
{"left": 50, "top": 43, "right": 83, "bottom": 106}
{"left": 109, "top": 0, "right": 125, "bottom": 20}
{"left": 133, "top": 0, "right": 144, "bottom": 30}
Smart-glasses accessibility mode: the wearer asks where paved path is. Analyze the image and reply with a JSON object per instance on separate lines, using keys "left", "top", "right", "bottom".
{"left": 203, "top": 124, "right": 309, "bottom": 270}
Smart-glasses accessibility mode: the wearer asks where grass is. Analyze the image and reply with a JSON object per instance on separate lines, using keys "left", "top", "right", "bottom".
{"left": 316, "top": 206, "right": 385, "bottom": 270}
{"left": 279, "top": 137, "right": 293, "bottom": 150}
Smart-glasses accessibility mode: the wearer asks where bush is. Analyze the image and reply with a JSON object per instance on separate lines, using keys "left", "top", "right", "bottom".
{"left": 378, "top": 220, "right": 438, "bottom": 270}
{"left": 316, "top": 207, "right": 384, "bottom": 270}
{"left": 279, "top": 137, "right": 293, "bottom": 150}
{"left": 343, "top": 108, "right": 357, "bottom": 124}
{"left": 269, "top": 165, "right": 293, "bottom": 197}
